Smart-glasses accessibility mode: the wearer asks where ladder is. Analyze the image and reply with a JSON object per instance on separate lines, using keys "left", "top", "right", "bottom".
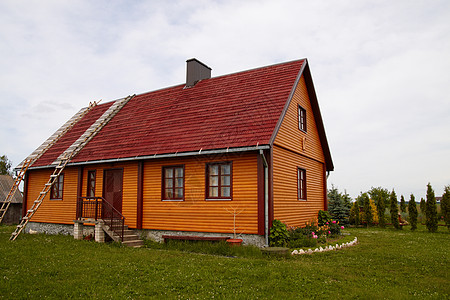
{"left": 0, "top": 159, "right": 32, "bottom": 223}
{"left": 10, "top": 156, "right": 70, "bottom": 240}
{"left": 1, "top": 103, "right": 98, "bottom": 226}
{"left": 9, "top": 95, "right": 134, "bottom": 240}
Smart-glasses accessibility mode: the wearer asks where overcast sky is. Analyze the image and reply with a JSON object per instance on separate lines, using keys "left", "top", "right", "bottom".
{"left": 1, "top": 0, "right": 449, "bottom": 200}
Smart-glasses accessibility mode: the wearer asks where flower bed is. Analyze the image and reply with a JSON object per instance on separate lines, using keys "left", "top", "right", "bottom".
{"left": 269, "top": 211, "right": 348, "bottom": 250}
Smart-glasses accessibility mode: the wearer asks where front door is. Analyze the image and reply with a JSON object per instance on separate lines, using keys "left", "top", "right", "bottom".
{"left": 103, "top": 169, "right": 123, "bottom": 214}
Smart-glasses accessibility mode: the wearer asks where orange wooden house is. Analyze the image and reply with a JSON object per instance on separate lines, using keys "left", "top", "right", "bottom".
{"left": 19, "top": 58, "right": 333, "bottom": 246}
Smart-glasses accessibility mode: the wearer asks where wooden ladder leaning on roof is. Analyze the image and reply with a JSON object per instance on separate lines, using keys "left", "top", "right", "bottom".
{"left": 0, "top": 159, "right": 32, "bottom": 224}
{"left": 9, "top": 95, "right": 134, "bottom": 241}
{"left": 0, "top": 102, "right": 99, "bottom": 226}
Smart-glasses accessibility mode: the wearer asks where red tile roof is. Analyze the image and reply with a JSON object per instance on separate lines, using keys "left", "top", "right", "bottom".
{"left": 32, "top": 59, "right": 318, "bottom": 166}
{"left": 71, "top": 60, "right": 305, "bottom": 163}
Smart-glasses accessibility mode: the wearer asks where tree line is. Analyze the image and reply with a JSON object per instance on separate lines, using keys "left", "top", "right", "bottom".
{"left": 328, "top": 184, "right": 450, "bottom": 232}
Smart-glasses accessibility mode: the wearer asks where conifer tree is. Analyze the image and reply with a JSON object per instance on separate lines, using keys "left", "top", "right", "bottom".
{"left": 349, "top": 201, "right": 360, "bottom": 225}
{"left": 328, "top": 186, "right": 350, "bottom": 225}
{"left": 425, "top": 183, "right": 438, "bottom": 232}
{"left": 342, "top": 191, "right": 352, "bottom": 212}
{"left": 420, "top": 198, "right": 426, "bottom": 222}
{"left": 408, "top": 194, "right": 418, "bottom": 230}
{"left": 400, "top": 195, "right": 407, "bottom": 213}
{"left": 362, "top": 193, "right": 373, "bottom": 227}
{"left": 390, "top": 189, "right": 400, "bottom": 229}
{"left": 441, "top": 186, "right": 450, "bottom": 229}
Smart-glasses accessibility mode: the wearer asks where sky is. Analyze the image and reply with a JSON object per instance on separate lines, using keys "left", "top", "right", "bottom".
{"left": 1, "top": 0, "right": 449, "bottom": 200}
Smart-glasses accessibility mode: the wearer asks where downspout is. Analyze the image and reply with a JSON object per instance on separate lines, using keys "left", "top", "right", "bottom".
{"left": 260, "top": 150, "right": 269, "bottom": 247}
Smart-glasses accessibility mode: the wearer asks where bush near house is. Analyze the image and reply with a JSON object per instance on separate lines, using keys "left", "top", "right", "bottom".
{"left": 269, "top": 212, "right": 344, "bottom": 249}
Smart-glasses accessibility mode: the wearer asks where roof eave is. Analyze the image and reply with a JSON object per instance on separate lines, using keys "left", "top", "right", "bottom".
{"left": 26, "top": 145, "right": 271, "bottom": 170}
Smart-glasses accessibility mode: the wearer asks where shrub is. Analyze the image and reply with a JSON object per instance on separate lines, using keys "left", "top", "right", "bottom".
{"left": 318, "top": 210, "right": 332, "bottom": 226}
{"left": 269, "top": 219, "right": 289, "bottom": 247}
{"left": 425, "top": 183, "right": 438, "bottom": 232}
{"left": 408, "top": 194, "right": 418, "bottom": 231}
{"left": 390, "top": 189, "right": 400, "bottom": 229}
{"left": 288, "top": 230, "right": 318, "bottom": 248}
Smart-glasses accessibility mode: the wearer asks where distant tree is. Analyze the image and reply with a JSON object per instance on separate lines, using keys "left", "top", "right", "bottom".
{"left": 369, "top": 199, "right": 379, "bottom": 224}
{"left": 362, "top": 193, "right": 373, "bottom": 227}
{"left": 0, "top": 155, "right": 12, "bottom": 176}
{"left": 441, "top": 186, "right": 450, "bottom": 229}
{"left": 349, "top": 201, "right": 360, "bottom": 225}
{"left": 390, "top": 189, "right": 400, "bottom": 229}
{"left": 408, "top": 194, "right": 418, "bottom": 231}
{"left": 425, "top": 183, "right": 438, "bottom": 232}
{"left": 419, "top": 198, "right": 426, "bottom": 221}
{"left": 368, "top": 187, "right": 389, "bottom": 228}
{"left": 400, "top": 195, "right": 407, "bottom": 213}
{"left": 328, "top": 186, "right": 350, "bottom": 225}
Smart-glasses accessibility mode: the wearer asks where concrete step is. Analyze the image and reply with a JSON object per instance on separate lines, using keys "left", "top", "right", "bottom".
{"left": 122, "top": 233, "right": 140, "bottom": 242}
{"left": 122, "top": 239, "right": 144, "bottom": 247}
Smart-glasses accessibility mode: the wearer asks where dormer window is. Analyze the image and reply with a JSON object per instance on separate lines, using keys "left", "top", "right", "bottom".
{"left": 298, "top": 105, "right": 307, "bottom": 132}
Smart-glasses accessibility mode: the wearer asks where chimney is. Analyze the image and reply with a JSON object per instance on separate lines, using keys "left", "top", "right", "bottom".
{"left": 185, "top": 58, "right": 211, "bottom": 87}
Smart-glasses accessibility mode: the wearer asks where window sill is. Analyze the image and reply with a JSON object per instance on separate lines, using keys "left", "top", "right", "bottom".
{"left": 162, "top": 199, "right": 184, "bottom": 202}
{"left": 205, "top": 198, "right": 232, "bottom": 201}
{"left": 297, "top": 199, "right": 307, "bottom": 201}
{"left": 50, "top": 199, "right": 63, "bottom": 201}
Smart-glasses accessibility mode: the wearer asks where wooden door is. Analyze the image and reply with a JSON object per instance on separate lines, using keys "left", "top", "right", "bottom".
{"left": 103, "top": 169, "right": 123, "bottom": 214}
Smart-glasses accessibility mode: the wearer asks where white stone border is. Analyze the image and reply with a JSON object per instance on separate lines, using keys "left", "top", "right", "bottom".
{"left": 291, "top": 237, "right": 358, "bottom": 255}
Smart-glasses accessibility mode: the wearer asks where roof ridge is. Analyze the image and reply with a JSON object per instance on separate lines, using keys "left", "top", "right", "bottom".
{"left": 134, "top": 58, "right": 306, "bottom": 98}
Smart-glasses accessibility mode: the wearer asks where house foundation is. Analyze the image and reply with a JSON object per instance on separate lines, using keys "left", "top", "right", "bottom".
{"left": 25, "top": 222, "right": 266, "bottom": 247}
{"left": 135, "top": 229, "right": 266, "bottom": 247}
{"left": 25, "top": 221, "right": 95, "bottom": 237}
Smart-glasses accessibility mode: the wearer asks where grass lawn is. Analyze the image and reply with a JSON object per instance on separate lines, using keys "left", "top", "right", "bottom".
{"left": 0, "top": 224, "right": 448, "bottom": 299}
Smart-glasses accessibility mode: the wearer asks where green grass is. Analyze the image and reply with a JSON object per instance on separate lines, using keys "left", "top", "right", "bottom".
{"left": 0, "top": 225, "right": 449, "bottom": 299}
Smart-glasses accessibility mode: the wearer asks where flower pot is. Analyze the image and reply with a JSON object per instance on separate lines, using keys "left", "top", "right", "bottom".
{"left": 226, "top": 238, "right": 243, "bottom": 246}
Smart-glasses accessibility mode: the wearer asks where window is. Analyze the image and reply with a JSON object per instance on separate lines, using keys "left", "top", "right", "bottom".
{"left": 162, "top": 166, "right": 184, "bottom": 201}
{"left": 297, "top": 168, "right": 307, "bottom": 201}
{"left": 87, "top": 170, "right": 96, "bottom": 197}
{"left": 298, "top": 105, "right": 307, "bottom": 132}
{"left": 50, "top": 173, "right": 64, "bottom": 200}
{"left": 206, "top": 162, "right": 232, "bottom": 200}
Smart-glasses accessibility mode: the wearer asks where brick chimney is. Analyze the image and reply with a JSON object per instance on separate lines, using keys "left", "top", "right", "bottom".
{"left": 185, "top": 58, "right": 211, "bottom": 88}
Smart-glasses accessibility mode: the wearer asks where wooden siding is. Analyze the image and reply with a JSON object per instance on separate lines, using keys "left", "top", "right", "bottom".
{"left": 26, "top": 154, "right": 258, "bottom": 233}
{"left": 26, "top": 167, "right": 78, "bottom": 224}
{"left": 80, "top": 162, "right": 138, "bottom": 228}
{"left": 272, "top": 145, "right": 325, "bottom": 227}
{"left": 26, "top": 162, "right": 138, "bottom": 227}
{"left": 142, "top": 153, "right": 259, "bottom": 234}
{"left": 272, "top": 74, "right": 327, "bottom": 227}
{"left": 274, "top": 74, "right": 325, "bottom": 164}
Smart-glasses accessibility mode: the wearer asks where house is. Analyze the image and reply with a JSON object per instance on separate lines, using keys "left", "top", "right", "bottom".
{"left": 18, "top": 58, "right": 333, "bottom": 246}
{"left": 0, "top": 175, "right": 23, "bottom": 224}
